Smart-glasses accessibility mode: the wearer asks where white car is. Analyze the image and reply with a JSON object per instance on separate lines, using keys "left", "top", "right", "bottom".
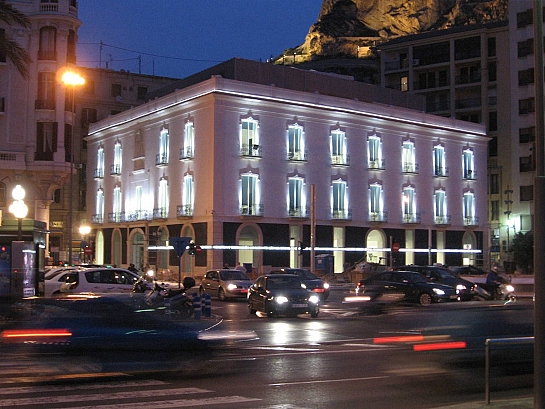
{"left": 60, "top": 268, "right": 140, "bottom": 295}
{"left": 41, "top": 267, "right": 82, "bottom": 297}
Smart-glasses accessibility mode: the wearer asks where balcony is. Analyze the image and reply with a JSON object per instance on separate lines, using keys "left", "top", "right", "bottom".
{"left": 463, "top": 216, "right": 479, "bottom": 227}
{"left": 331, "top": 154, "right": 350, "bottom": 166}
{"left": 402, "top": 213, "right": 421, "bottom": 224}
{"left": 153, "top": 208, "right": 168, "bottom": 220}
{"left": 455, "top": 71, "right": 481, "bottom": 85}
{"left": 177, "top": 204, "right": 193, "bottom": 218}
{"left": 434, "top": 215, "right": 451, "bottom": 226}
{"left": 240, "top": 204, "right": 264, "bottom": 216}
{"left": 156, "top": 153, "right": 168, "bottom": 166}
{"left": 455, "top": 97, "right": 481, "bottom": 110}
{"left": 110, "top": 164, "right": 121, "bottom": 176}
{"left": 402, "top": 162, "right": 419, "bottom": 174}
{"left": 94, "top": 168, "right": 104, "bottom": 179}
{"left": 463, "top": 169, "right": 477, "bottom": 180}
{"left": 332, "top": 209, "right": 352, "bottom": 220}
{"left": 369, "top": 211, "right": 388, "bottom": 223}
{"left": 125, "top": 210, "right": 152, "bottom": 222}
{"left": 180, "top": 146, "right": 194, "bottom": 160}
{"left": 91, "top": 214, "right": 103, "bottom": 224}
{"left": 108, "top": 212, "right": 126, "bottom": 223}
{"left": 288, "top": 206, "right": 309, "bottom": 218}
{"left": 287, "top": 150, "right": 308, "bottom": 161}
{"left": 240, "top": 144, "right": 262, "bottom": 158}
{"left": 368, "top": 159, "right": 385, "bottom": 170}
{"left": 434, "top": 166, "right": 449, "bottom": 177}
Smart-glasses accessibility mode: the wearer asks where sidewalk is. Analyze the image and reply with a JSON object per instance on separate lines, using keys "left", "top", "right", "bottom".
{"left": 432, "top": 396, "right": 533, "bottom": 408}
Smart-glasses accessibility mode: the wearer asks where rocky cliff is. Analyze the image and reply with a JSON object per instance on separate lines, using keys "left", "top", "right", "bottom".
{"left": 283, "top": 0, "right": 508, "bottom": 61}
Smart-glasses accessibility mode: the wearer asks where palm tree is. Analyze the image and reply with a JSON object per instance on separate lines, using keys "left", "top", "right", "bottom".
{"left": 0, "top": 0, "right": 31, "bottom": 78}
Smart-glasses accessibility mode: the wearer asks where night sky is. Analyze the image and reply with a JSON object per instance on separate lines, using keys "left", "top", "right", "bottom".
{"left": 76, "top": 1, "right": 324, "bottom": 79}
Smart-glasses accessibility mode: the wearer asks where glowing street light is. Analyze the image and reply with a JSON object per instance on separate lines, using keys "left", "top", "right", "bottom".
{"left": 60, "top": 69, "right": 85, "bottom": 264}
{"left": 79, "top": 224, "right": 91, "bottom": 263}
{"left": 9, "top": 185, "right": 28, "bottom": 241}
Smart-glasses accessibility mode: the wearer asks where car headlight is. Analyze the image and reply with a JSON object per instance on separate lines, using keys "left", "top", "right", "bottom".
{"left": 275, "top": 296, "right": 289, "bottom": 304}
{"left": 456, "top": 284, "right": 467, "bottom": 291}
{"left": 433, "top": 288, "right": 445, "bottom": 295}
{"left": 309, "top": 295, "right": 320, "bottom": 304}
{"left": 323, "top": 283, "right": 330, "bottom": 289}
{"left": 227, "top": 283, "right": 237, "bottom": 291}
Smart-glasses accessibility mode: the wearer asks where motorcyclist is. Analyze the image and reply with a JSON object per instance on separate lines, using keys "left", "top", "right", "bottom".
{"left": 486, "top": 265, "right": 503, "bottom": 297}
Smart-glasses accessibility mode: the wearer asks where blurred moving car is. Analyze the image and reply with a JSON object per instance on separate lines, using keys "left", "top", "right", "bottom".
{"left": 270, "top": 268, "right": 330, "bottom": 300}
{"left": 60, "top": 268, "right": 140, "bottom": 295}
{"left": 449, "top": 265, "right": 488, "bottom": 276}
{"left": 400, "top": 265, "right": 478, "bottom": 301}
{"left": 248, "top": 274, "right": 320, "bottom": 317}
{"left": 355, "top": 270, "right": 459, "bottom": 305}
{"left": 199, "top": 269, "right": 253, "bottom": 301}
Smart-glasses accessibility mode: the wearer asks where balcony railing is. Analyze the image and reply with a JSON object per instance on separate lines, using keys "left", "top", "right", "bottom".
{"left": 402, "top": 162, "right": 419, "bottom": 174}
{"left": 94, "top": 168, "right": 104, "bottom": 179}
{"left": 434, "top": 215, "right": 451, "bottom": 226}
{"left": 434, "top": 166, "right": 449, "bottom": 177}
{"left": 179, "top": 146, "right": 194, "bottom": 160}
{"left": 156, "top": 153, "right": 168, "bottom": 166}
{"left": 108, "top": 212, "right": 126, "bottom": 223}
{"left": 240, "top": 204, "right": 264, "bottom": 216}
{"left": 91, "top": 214, "right": 104, "bottom": 224}
{"left": 110, "top": 164, "right": 121, "bottom": 175}
{"left": 463, "top": 169, "right": 477, "bottom": 180}
{"left": 287, "top": 150, "right": 308, "bottom": 161}
{"left": 463, "top": 216, "right": 479, "bottom": 227}
{"left": 368, "top": 159, "right": 385, "bottom": 170}
{"left": 153, "top": 207, "right": 168, "bottom": 220}
{"left": 125, "top": 210, "right": 152, "bottom": 222}
{"left": 288, "top": 206, "right": 309, "bottom": 218}
{"left": 331, "top": 154, "right": 350, "bottom": 166}
{"left": 369, "top": 211, "right": 388, "bottom": 223}
{"left": 177, "top": 204, "right": 193, "bottom": 217}
{"left": 240, "top": 144, "right": 262, "bottom": 158}
{"left": 402, "top": 213, "right": 421, "bottom": 224}
{"left": 332, "top": 209, "right": 352, "bottom": 220}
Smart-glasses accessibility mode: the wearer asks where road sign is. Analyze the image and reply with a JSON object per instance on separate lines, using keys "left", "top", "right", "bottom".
{"left": 170, "top": 237, "right": 192, "bottom": 257}
{"left": 84, "top": 247, "right": 93, "bottom": 255}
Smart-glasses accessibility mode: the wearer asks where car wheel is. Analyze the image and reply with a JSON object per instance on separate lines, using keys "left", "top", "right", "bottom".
{"left": 419, "top": 292, "right": 432, "bottom": 305}
{"left": 218, "top": 287, "right": 226, "bottom": 301}
{"left": 311, "top": 309, "right": 319, "bottom": 318}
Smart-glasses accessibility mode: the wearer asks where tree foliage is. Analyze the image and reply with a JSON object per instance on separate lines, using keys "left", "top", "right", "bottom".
{"left": 512, "top": 231, "right": 533, "bottom": 274}
{"left": 0, "top": 0, "right": 31, "bottom": 78}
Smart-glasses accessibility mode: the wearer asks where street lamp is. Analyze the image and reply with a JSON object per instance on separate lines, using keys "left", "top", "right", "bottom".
{"left": 60, "top": 69, "right": 85, "bottom": 264}
{"left": 9, "top": 184, "right": 28, "bottom": 241}
{"left": 79, "top": 224, "right": 91, "bottom": 263}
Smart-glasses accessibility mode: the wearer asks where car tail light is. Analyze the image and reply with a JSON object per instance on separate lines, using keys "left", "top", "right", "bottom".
{"left": 2, "top": 328, "right": 72, "bottom": 344}
{"left": 413, "top": 341, "right": 467, "bottom": 351}
{"left": 313, "top": 288, "right": 325, "bottom": 293}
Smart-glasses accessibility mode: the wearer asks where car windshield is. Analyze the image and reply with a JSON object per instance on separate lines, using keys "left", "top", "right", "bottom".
{"left": 220, "top": 271, "right": 251, "bottom": 281}
{"left": 267, "top": 276, "right": 302, "bottom": 290}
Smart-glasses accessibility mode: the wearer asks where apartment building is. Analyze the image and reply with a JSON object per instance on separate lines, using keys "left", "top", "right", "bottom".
{"left": 87, "top": 58, "right": 488, "bottom": 277}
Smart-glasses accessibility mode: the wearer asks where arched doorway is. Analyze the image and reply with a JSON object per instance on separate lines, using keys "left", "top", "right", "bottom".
{"left": 366, "top": 229, "right": 386, "bottom": 266}
{"left": 131, "top": 230, "right": 145, "bottom": 271}
{"left": 238, "top": 224, "right": 260, "bottom": 272}
{"left": 95, "top": 230, "right": 104, "bottom": 265}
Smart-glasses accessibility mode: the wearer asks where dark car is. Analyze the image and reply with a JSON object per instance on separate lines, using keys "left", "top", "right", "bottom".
{"left": 248, "top": 274, "right": 320, "bottom": 318}
{"left": 355, "top": 270, "right": 459, "bottom": 305}
{"left": 401, "top": 265, "right": 478, "bottom": 301}
{"left": 449, "top": 265, "right": 488, "bottom": 276}
{"left": 270, "top": 268, "right": 330, "bottom": 300}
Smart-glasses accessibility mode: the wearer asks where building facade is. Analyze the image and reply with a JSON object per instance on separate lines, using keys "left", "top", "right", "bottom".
{"left": 87, "top": 59, "right": 488, "bottom": 277}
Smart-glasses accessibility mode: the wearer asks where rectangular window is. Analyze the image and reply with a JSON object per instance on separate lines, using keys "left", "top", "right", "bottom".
{"left": 518, "top": 39, "right": 534, "bottom": 58}
{"left": 35, "top": 122, "right": 58, "bottom": 161}
{"left": 157, "top": 127, "right": 169, "bottom": 165}
{"left": 240, "top": 119, "right": 260, "bottom": 156}
{"left": 463, "top": 192, "right": 475, "bottom": 225}
{"left": 519, "top": 126, "right": 536, "bottom": 143}
{"left": 332, "top": 180, "right": 348, "bottom": 219}
{"left": 402, "top": 186, "right": 416, "bottom": 222}
{"left": 111, "top": 83, "right": 122, "bottom": 98}
{"left": 95, "top": 147, "right": 104, "bottom": 178}
{"left": 112, "top": 142, "right": 122, "bottom": 175}
{"left": 517, "top": 10, "right": 533, "bottom": 28}
{"left": 241, "top": 174, "right": 259, "bottom": 215}
{"left": 288, "top": 177, "right": 304, "bottom": 217}
{"left": 80, "top": 108, "right": 97, "bottom": 127}
{"left": 520, "top": 185, "right": 533, "bottom": 201}
{"left": 520, "top": 156, "right": 534, "bottom": 172}
{"left": 137, "top": 86, "right": 148, "bottom": 100}
{"left": 182, "top": 175, "right": 194, "bottom": 216}
{"left": 490, "top": 200, "right": 499, "bottom": 221}
{"left": 489, "top": 173, "right": 499, "bottom": 194}
{"left": 36, "top": 72, "right": 56, "bottom": 109}
{"left": 488, "top": 37, "right": 496, "bottom": 57}
{"left": 402, "top": 141, "right": 416, "bottom": 173}
{"left": 488, "top": 61, "right": 497, "bottom": 82}
{"left": 400, "top": 76, "right": 408, "bottom": 92}
{"left": 135, "top": 186, "right": 143, "bottom": 212}
{"left": 462, "top": 149, "right": 475, "bottom": 179}
{"left": 519, "top": 98, "right": 535, "bottom": 114}
{"left": 95, "top": 190, "right": 104, "bottom": 223}
{"left": 488, "top": 111, "right": 497, "bottom": 132}
{"left": 288, "top": 125, "right": 304, "bottom": 160}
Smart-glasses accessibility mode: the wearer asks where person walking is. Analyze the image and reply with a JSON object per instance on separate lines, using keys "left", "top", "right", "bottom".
{"left": 235, "top": 262, "right": 247, "bottom": 274}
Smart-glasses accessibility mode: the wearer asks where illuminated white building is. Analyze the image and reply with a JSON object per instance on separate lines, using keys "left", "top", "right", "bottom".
{"left": 87, "top": 58, "right": 488, "bottom": 276}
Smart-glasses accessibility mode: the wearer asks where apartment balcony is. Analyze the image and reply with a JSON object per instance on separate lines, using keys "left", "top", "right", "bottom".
{"left": 179, "top": 146, "right": 194, "bottom": 160}
{"left": 463, "top": 216, "right": 479, "bottom": 227}
{"left": 369, "top": 211, "right": 388, "bottom": 223}
{"left": 35, "top": 99, "right": 55, "bottom": 110}
{"left": 463, "top": 169, "right": 477, "bottom": 180}
{"left": 434, "top": 166, "right": 449, "bottom": 177}
{"left": 434, "top": 215, "right": 451, "bottom": 226}
{"left": 156, "top": 153, "right": 168, "bottom": 166}
{"left": 91, "top": 214, "right": 103, "bottom": 224}
{"left": 240, "top": 204, "right": 264, "bottom": 216}
{"left": 108, "top": 212, "right": 126, "bottom": 223}
{"left": 455, "top": 72, "right": 481, "bottom": 85}
{"left": 331, "top": 154, "right": 350, "bottom": 166}
{"left": 125, "top": 210, "right": 152, "bottom": 222}
{"left": 110, "top": 164, "right": 121, "bottom": 176}
{"left": 94, "top": 168, "right": 104, "bottom": 179}
{"left": 384, "top": 59, "right": 409, "bottom": 72}
{"left": 240, "top": 144, "right": 262, "bottom": 158}
{"left": 287, "top": 150, "right": 308, "bottom": 161}
{"left": 402, "top": 162, "right": 419, "bottom": 174}
{"left": 288, "top": 206, "right": 309, "bottom": 218}
{"left": 402, "top": 213, "right": 421, "bottom": 224}
{"left": 455, "top": 97, "right": 481, "bottom": 110}
{"left": 153, "top": 207, "right": 168, "bottom": 220}
{"left": 332, "top": 209, "right": 352, "bottom": 220}
{"left": 368, "top": 159, "right": 385, "bottom": 170}
{"left": 177, "top": 204, "right": 193, "bottom": 218}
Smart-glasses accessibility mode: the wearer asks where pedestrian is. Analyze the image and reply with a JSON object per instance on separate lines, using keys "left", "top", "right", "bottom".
{"left": 128, "top": 263, "right": 138, "bottom": 274}
{"left": 223, "top": 263, "right": 230, "bottom": 269}
{"left": 235, "top": 262, "right": 247, "bottom": 273}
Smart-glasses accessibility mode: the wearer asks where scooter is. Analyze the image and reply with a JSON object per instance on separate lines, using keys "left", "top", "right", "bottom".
{"left": 133, "top": 276, "right": 196, "bottom": 318}
{"left": 475, "top": 283, "right": 516, "bottom": 302}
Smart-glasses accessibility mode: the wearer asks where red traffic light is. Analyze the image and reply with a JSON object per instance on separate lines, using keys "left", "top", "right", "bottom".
{"left": 195, "top": 245, "right": 202, "bottom": 254}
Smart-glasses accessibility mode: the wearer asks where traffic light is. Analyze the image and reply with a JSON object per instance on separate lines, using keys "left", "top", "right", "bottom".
{"left": 188, "top": 242, "right": 196, "bottom": 256}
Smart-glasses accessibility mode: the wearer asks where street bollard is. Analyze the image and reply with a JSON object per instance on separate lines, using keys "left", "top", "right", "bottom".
{"left": 203, "top": 293, "right": 212, "bottom": 317}
{"left": 192, "top": 293, "right": 201, "bottom": 320}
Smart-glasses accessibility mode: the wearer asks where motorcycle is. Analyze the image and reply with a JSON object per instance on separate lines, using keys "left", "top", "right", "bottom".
{"left": 132, "top": 276, "right": 196, "bottom": 318}
{"left": 475, "top": 282, "right": 517, "bottom": 302}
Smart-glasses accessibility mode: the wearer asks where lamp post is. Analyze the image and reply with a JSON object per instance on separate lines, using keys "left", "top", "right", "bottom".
{"left": 60, "top": 69, "right": 85, "bottom": 265}
{"left": 9, "top": 184, "right": 28, "bottom": 241}
{"left": 79, "top": 224, "right": 91, "bottom": 263}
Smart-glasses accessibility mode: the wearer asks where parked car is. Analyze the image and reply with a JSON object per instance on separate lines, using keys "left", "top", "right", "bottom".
{"left": 355, "top": 270, "right": 459, "bottom": 305}
{"left": 248, "top": 274, "right": 320, "bottom": 317}
{"left": 199, "top": 269, "right": 253, "bottom": 301}
{"left": 400, "top": 265, "right": 478, "bottom": 301}
{"left": 449, "top": 265, "right": 488, "bottom": 276}
{"left": 44, "top": 270, "right": 79, "bottom": 297}
{"left": 270, "top": 268, "right": 330, "bottom": 300}
{"left": 60, "top": 268, "right": 140, "bottom": 295}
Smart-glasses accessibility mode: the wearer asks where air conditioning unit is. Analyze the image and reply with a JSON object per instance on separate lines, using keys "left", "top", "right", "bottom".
{"left": 412, "top": 59, "right": 419, "bottom": 66}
